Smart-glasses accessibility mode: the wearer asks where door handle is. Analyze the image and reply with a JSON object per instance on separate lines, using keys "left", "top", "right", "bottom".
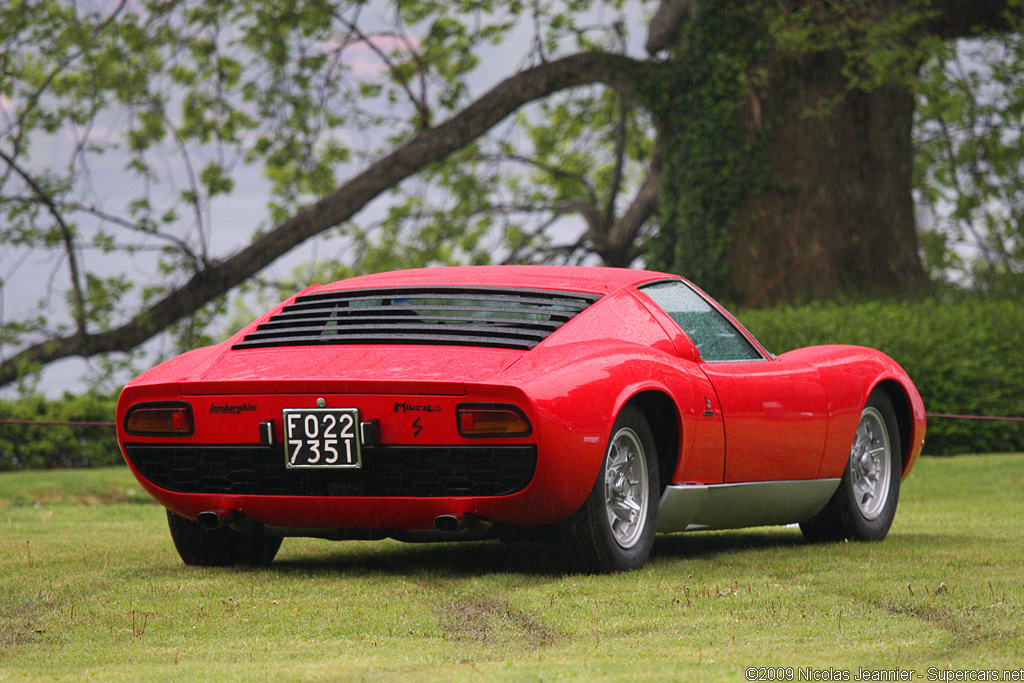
{"left": 703, "top": 396, "right": 715, "bottom": 417}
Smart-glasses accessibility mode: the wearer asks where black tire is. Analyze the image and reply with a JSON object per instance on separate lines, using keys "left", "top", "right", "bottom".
{"left": 800, "top": 391, "right": 902, "bottom": 543}
{"left": 556, "top": 405, "right": 659, "bottom": 573}
{"left": 167, "top": 511, "right": 282, "bottom": 567}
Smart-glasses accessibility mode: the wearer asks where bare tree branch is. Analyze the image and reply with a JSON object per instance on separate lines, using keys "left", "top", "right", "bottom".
{"left": 503, "top": 215, "right": 589, "bottom": 266}
{"left": 0, "top": 0, "right": 133, "bottom": 189}
{"left": 2, "top": 197, "right": 203, "bottom": 267}
{"left": 0, "top": 51, "right": 646, "bottom": 387}
{"left": 332, "top": 11, "right": 433, "bottom": 129}
{"left": 602, "top": 150, "right": 662, "bottom": 267}
{"left": 603, "top": 94, "right": 630, "bottom": 235}
{"left": 471, "top": 199, "right": 592, "bottom": 218}
{"left": 476, "top": 152, "right": 599, "bottom": 207}
{"left": 0, "top": 147, "right": 88, "bottom": 337}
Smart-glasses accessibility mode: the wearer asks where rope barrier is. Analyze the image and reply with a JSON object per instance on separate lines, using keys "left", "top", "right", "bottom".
{"left": 926, "top": 413, "right": 1024, "bottom": 423}
{"left": 1, "top": 415, "right": 1023, "bottom": 427}
{"left": 0, "top": 419, "right": 115, "bottom": 427}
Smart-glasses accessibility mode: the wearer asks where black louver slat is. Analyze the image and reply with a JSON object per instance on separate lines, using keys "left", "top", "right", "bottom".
{"left": 232, "top": 286, "right": 602, "bottom": 351}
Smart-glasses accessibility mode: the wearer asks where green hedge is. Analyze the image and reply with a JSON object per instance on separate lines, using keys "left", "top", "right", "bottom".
{"left": 1, "top": 298, "right": 1020, "bottom": 468}
{"left": 0, "top": 392, "right": 121, "bottom": 471}
{"left": 741, "top": 299, "right": 1024, "bottom": 455}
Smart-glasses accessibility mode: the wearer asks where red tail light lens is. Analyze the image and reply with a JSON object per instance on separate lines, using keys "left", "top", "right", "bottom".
{"left": 125, "top": 403, "right": 194, "bottom": 436}
{"left": 457, "top": 404, "right": 531, "bottom": 438}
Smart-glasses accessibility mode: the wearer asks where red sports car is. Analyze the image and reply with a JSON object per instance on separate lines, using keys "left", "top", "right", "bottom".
{"left": 116, "top": 266, "right": 925, "bottom": 572}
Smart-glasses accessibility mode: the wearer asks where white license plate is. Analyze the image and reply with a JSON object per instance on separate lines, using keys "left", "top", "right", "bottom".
{"left": 283, "top": 408, "right": 362, "bottom": 469}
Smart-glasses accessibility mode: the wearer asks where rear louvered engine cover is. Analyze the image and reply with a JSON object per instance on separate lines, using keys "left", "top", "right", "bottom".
{"left": 232, "top": 286, "right": 601, "bottom": 351}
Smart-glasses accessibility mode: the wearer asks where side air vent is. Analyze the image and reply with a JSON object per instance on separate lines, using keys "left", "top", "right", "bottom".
{"left": 232, "top": 286, "right": 602, "bottom": 351}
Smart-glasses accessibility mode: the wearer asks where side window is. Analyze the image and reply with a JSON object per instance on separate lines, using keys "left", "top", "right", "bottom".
{"left": 641, "top": 281, "right": 762, "bottom": 362}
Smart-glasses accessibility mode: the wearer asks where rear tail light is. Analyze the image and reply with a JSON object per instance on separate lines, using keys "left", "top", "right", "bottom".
{"left": 457, "top": 404, "right": 531, "bottom": 438}
{"left": 125, "top": 402, "right": 194, "bottom": 436}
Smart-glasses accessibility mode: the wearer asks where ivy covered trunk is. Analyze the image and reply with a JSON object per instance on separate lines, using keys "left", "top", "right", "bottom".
{"left": 732, "top": 55, "right": 929, "bottom": 307}
{"left": 648, "top": 1, "right": 930, "bottom": 307}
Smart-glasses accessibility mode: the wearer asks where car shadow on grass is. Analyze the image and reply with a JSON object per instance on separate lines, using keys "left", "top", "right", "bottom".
{"left": 258, "top": 527, "right": 945, "bottom": 577}
{"left": 270, "top": 538, "right": 572, "bottom": 577}
{"left": 649, "top": 529, "right": 959, "bottom": 567}
{"left": 650, "top": 528, "right": 807, "bottom": 563}
{"left": 265, "top": 527, "right": 822, "bottom": 576}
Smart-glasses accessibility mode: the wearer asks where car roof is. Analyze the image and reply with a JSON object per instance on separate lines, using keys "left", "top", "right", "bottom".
{"left": 306, "top": 265, "right": 676, "bottom": 296}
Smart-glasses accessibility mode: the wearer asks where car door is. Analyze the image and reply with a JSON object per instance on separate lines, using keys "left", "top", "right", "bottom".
{"left": 639, "top": 280, "right": 828, "bottom": 483}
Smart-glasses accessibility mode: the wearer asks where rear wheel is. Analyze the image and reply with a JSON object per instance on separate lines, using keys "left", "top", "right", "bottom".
{"left": 800, "top": 391, "right": 902, "bottom": 542}
{"left": 557, "top": 405, "right": 659, "bottom": 573}
{"left": 167, "top": 511, "right": 282, "bottom": 567}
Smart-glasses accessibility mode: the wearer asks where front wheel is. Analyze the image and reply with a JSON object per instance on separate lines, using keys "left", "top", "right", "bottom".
{"left": 556, "top": 405, "right": 659, "bottom": 573}
{"left": 800, "top": 391, "right": 902, "bottom": 543}
{"left": 167, "top": 511, "right": 282, "bottom": 567}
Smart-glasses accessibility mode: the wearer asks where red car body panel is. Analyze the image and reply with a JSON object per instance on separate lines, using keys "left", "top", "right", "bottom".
{"left": 116, "top": 266, "right": 925, "bottom": 538}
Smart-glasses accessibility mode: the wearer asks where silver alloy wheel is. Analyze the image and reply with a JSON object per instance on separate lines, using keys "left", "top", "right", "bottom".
{"left": 604, "top": 427, "right": 650, "bottom": 549}
{"left": 849, "top": 406, "right": 893, "bottom": 520}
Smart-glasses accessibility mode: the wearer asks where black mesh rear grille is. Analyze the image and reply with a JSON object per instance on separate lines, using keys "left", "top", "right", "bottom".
{"left": 124, "top": 443, "right": 537, "bottom": 497}
{"left": 232, "top": 286, "right": 601, "bottom": 351}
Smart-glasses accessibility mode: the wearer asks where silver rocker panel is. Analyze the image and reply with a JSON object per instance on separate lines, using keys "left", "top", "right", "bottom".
{"left": 657, "top": 478, "right": 841, "bottom": 533}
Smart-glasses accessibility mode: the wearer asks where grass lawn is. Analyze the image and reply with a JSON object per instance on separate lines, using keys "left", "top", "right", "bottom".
{"left": 1, "top": 455, "right": 1021, "bottom": 682}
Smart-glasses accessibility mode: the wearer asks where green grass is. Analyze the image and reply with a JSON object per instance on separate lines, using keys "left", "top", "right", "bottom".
{"left": 1, "top": 456, "right": 1022, "bottom": 682}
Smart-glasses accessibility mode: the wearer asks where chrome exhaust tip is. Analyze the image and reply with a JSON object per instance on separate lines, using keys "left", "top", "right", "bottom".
{"left": 434, "top": 514, "right": 467, "bottom": 533}
{"left": 196, "top": 508, "right": 235, "bottom": 530}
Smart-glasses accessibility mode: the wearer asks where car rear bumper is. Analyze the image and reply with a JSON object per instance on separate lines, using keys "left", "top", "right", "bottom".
{"left": 121, "top": 447, "right": 582, "bottom": 531}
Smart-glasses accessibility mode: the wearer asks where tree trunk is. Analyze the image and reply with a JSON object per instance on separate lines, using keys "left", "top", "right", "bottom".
{"left": 646, "top": 1, "right": 937, "bottom": 306}
{"left": 731, "top": 52, "right": 929, "bottom": 307}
